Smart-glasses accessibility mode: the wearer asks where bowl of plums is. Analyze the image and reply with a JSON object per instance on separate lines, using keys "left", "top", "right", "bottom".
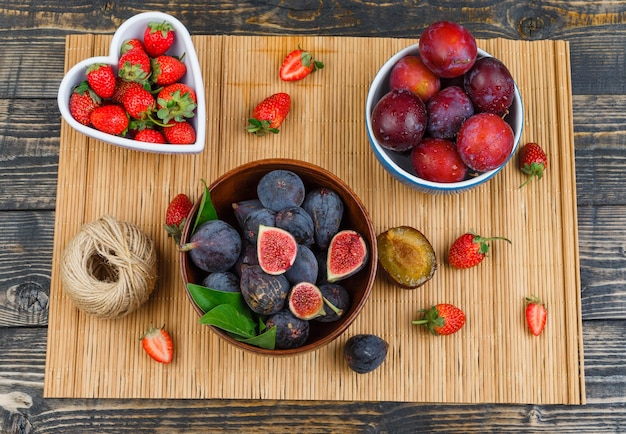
{"left": 179, "top": 159, "right": 378, "bottom": 356}
{"left": 366, "top": 21, "right": 523, "bottom": 194}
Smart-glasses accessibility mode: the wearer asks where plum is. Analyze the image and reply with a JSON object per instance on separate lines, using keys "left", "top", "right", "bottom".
{"left": 464, "top": 56, "right": 515, "bottom": 116}
{"left": 426, "top": 85, "right": 474, "bottom": 139}
{"left": 371, "top": 89, "right": 427, "bottom": 152}
{"left": 275, "top": 206, "right": 315, "bottom": 247}
{"left": 418, "top": 21, "right": 477, "bottom": 78}
{"left": 202, "top": 271, "right": 240, "bottom": 293}
{"left": 183, "top": 219, "right": 242, "bottom": 273}
{"left": 456, "top": 112, "right": 514, "bottom": 172}
{"left": 240, "top": 264, "right": 290, "bottom": 315}
{"left": 411, "top": 137, "right": 468, "bottom": 183}
{"left": 265, "top": 309, "right": 310, "bottom": 349}
{"left": 257, "top": 169, "right": 306, "bottom": 212}
{"left": 302, "top": 187, "right": 344, "bottom": 251}
{"left": 344, "top": 334, "right": 389, "bottom": 374}
{"left": 389, "top": 55, "right": 440, "bottom": 102}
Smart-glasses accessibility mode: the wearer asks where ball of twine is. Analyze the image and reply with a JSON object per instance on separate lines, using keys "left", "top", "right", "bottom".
{"left": 60, "top": 215, "right": 158, "bottom": 319}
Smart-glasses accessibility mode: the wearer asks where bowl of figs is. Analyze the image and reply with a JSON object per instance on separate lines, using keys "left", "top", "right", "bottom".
{"left": 366, "top": 21, "right": 523, "bottom": 194}
{"left": 179, "top": 159, "right": 377, "bottom": 356}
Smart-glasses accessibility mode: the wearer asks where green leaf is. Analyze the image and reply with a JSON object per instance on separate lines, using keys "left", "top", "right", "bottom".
{"left": 193, "top": 179, "right": 218, "bottom": 232}
{"left": 231, "top": 326, "right": 277, "bottom": 350}
{"left": 199, "top": 304, "right": 257, "bottom": 339}
{"left": 187, "top": 283, "right": 250, "bottom": 314}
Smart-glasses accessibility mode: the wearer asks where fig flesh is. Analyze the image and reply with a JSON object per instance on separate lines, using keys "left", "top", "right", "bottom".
{"left": 288, "top": 282, "right": 326, "bottom": 320}
{"left": 377, "top": 226, "right": 437, "bottom": 289}
{"left": 326, "top": 230, "right": 369, "bottom": 282}
{"left": 344, "top": 334, "right": 389, "bottom": 374}
{"left": 257, "top": 225, "right": 298, "bottom": 275}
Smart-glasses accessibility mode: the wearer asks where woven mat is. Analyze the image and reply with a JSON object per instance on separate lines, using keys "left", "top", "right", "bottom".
{"left": 45, "top": 35, "right": 584, "bottom": 404}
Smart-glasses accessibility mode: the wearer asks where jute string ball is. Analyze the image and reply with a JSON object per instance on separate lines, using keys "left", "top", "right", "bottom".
{"left": 60, "top": 215, "right": 158, "bottom": 319}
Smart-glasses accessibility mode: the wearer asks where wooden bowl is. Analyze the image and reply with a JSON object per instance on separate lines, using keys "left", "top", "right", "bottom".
{"left": 179, "top": 159, "right": 378, "bottom": 356}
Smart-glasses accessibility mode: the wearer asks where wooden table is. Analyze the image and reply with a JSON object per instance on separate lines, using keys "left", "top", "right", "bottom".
{"left": 0, "top": 1, "right": 624, "bottom": 432}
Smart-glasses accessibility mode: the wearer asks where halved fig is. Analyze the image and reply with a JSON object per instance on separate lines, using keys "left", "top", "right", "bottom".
{"left": 257, "top": 225, "right": 298, "bottom": 275}
{"left": 288, "top": 281, "right": 326, "bottom": 320}
{"left": 376, "top": 226, "right": 437, "bottom": 289}
{"left": 326, "top": 230, "right": 369, "bottom": 283}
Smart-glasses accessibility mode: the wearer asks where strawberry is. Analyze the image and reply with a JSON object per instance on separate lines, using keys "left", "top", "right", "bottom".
{"left": 279, "top": 46, "right": 324, "bottom": 81}
{"left": 89, "top": 104, "right": 129, "bottom": 136}
{"left": 156, "top": 83, "right": 197, "bottom": 124}
{"left": 164, "top": 193, "right": 193, "bottom": 243}
{"left": 118, "top": 47, "right": 151, "bottom": 84}
{"left": 86, "top": 63, "right": 116, "bottom": 98}
{"left": 151, "top": 55, "right": 187, "bottom": 86}
{"left": 448, "top": 232, "right": 511, "bottom": 269}
{"left": 120, "top": 38, "right": 145, "bottom": 55}
{"left": 122, "top": 85, "right": 155, "bottom": 120}
{"left": 135, "top": 128, "right": 166, "bottom": 144}
{"left": 69, "top": 81, "right": 101, "bottom": 126}
{"left": 519, "top": 142, "right": 548, "bottom": 188}
{"left": 412, "top": 303, "right": 466, "bottom": 335}
{"left": 143, "top": 20, "right": 175, "bottom": 57}
{"left": 247, "top": 92, "right": 291, "bottom": 136}
{"left": 525, "top": 295, "right": 547, "bottom": 336}
{"left": 163, "top": 120, "right": 196, "bottom": 144}
{"left": 140, "top": 325, "right": 173, "bottom": 364}
{"left": 112, "top": 79, "right": 143, "bottom": 104}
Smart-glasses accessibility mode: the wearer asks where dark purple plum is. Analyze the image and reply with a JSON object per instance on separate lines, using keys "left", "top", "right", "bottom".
{"left": 265, "top": 309, "right": 310, "bottom": 349}
{"left": 426, "top": 86, "right": 474, "bottom": 139}
{"left": 239, "top": 264, "right": 290, "bottom": 315}
{"left": 464, "top": 56, "right": 515, "bottom": 116}
{"left": 232, "top": 199, "right": 263, "bottom": 228}
{"left": 202, "top": 271, "right": 240, "bottom": 293}
{"left": 284, "top": 244, "right": 319, "bottom": 285}
{"left": 242, "top": 207, "right": 276, "bottom": 244}
{"left": 344, "top": 334, "right": 389, "bottom": 374}
{"left": 257, "top": 170, "right": 306, "bottom": 212}
{"left": 371, "top": 89, "right": 427, "bottom": 152}
{"left": 183, "top": 220, "right": 242, "bottom": 273}
{"left": 315, "top": 283, "right": 350, "bottom": 322}
{"left": 275, "top": 206, "right": 315, "bottom": 247}
{"left": 302, "top": 187, "right": 344, "bottom": 250}
{"left": 418, "top": 21, "right": 477, "bottom": 78}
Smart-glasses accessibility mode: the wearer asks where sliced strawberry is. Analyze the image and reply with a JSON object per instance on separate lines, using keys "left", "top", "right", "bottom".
{"left": 525, "top": 295, "right": 547, "bottom": 336}
{"left": 141, "top": 325, "right": 173, "bottom": 364}
{"left": 279, "top": 47, "right": 324, "bottom": 81}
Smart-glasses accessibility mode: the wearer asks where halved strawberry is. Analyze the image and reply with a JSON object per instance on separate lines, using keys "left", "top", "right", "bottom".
{"left": 141, "top": 325, "right": 173, "bottom": 364}
{"left": 525, "top": 295, "right": 547, "bottom": 336}
{"left": 279, "top": 47, "right": 324, "bottom": 81}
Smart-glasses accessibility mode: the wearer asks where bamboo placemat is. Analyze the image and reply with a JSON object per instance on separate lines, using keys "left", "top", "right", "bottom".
{"left": 45, "top": 35, "right": 584, "bottom": 404}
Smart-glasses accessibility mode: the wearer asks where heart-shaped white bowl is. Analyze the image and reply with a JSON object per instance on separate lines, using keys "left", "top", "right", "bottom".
{"left": 57, "top": 11, "right": 206, "bottom": 154}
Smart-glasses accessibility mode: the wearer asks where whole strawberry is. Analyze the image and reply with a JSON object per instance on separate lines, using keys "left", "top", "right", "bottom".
{"left": 118, "top": 47, "right": 151, "bottom": 84}
{"left": 69, "top": 81, "right": 101, "bottom": 126}
{"left": 163, "top": 120, "right": 196, "bottom": 144}
{"left": 122, "top": 85, "right": 155, "bottom": 120}
{"left": 448, "top": 232, "right": 511, "bottom": 269}
{"left": 412, "top": 303, "right": 466, "bottom": 335}
{"left": 120, "top": 38, "right": 144, "bottom": 55}
{"left": 151, "top": 55, "right": 187, "bottom": 86}
{"left": 90, "top": 104, "right": 129, "bottom": 136}
{"left": 156, "top": 83, "right": 197, "bottom": 124}
{"left": 135, "top": 128, "right": 166, "bottom": 144}
{"left": 247, "top": 92, "right": 291, "bottom": 136}
{"left": 144, "top": 21, "right": 175, "bottom": 57}
{"left": 86, "top": 63, "right": 116, "bottom": 98}
{"left": 525, "top": 295, "right": 547, "bottom": 336}
{"left": 112, "top": 79, "right": 144, "bottom": 104}
{"left": 519, "top": 142, "right": 548, "bottom": 188}
{"left": 165, "top": 193, "right": 193, "bottom": 243}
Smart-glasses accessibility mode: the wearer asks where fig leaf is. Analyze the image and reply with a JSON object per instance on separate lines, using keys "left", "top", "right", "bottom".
{"left": 199, "top": 304, "right": 257, "bottom": 339}
{"left": 193, "top": 179, "right": 218, "bottom": 232}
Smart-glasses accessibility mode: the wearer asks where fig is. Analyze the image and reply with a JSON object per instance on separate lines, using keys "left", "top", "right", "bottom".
{"left": 242, "top": 207, "right": 276, "bottom": 244}
{"left": 284, "top": 244, "right": 319, "bottom": 285}
{"left": 377, "top": 226, "right": 437, "bottom": 289}
{"left": 182, "top": 219, "right": 242, "bottom": 273}
{"left": 344, "top": 334, "right": 389, "bottom": 374}
{"left": 202, "top": 271, "right": 240, "bottom": 293}
{"left": 240, "top": 264, "right": 290, "bottom": 315}
{"left": 257, "top": 169, "right": 306, "bottom": 212}
{"left": 232, "top": 199, "right": 263, "bottom": 228}
{"left": 266, "top": 310, "right": 310, "bottom": 349}
{"left": 288, "top": 281, "right": 326, "bottom": 320}
{"left": 275, "top": 206, "right": 315, "bottom": 247}
{"left": 316, "top": 283, "right": 350, "bottom": 322}
{"left": 257, "top": 225, "right": 298, "bottom": 275}
{"left": 302, "top": 187, "right": 344, "bottom": 250}
{"left": 326, "top": 230, "right": 369, "bottom": 283}
{"left": 233, "top": 241, "right": 259, "bottom": 277}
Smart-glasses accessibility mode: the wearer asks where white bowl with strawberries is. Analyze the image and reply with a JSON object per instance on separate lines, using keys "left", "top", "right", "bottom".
{"left": 57, "top": 11, "right": 206, "bottom": 153}
{"left": 366, "top": 21, "right": 523, "bottom": 194}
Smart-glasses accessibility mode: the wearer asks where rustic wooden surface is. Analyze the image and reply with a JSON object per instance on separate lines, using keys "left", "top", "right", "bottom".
{"left": 0, "top": 1, "right": 625, "bottom": 432}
